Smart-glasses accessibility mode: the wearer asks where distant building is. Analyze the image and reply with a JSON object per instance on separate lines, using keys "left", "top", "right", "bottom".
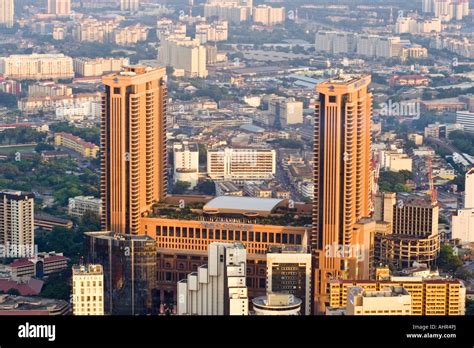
{"left": 0, "top": 0, "right": 14, "bottom": 28}
{"left": 0, "top": 294, "right": 70, "bottom": 315}
{"left": 456, "top": 111, "right": 474, "bottom": 134}
{"left": 0, "top": 191, "right": 35, "bottom": 258}
{"left": 424, "top": 122, "right": 464, "bottom": 139}
{"left": 215, "top": 181, "right": 244, "bottom": 196}
{"left": 422, "top": 0, "right": 469, "bottom": 21}
{"left": 195, "top": 21, "right": 228, "bottom": 43}
{"left": 452, "top": 168, "right": 474, "bottom": 243}
{"left": 48, "top": 0, "right": 71, "bottom": 15}
{"left": 54, "top": 132, "right": 99, "bottom": 158}
{"left": 207, "top": 147, "right": 276, "bottom": 181}
{"left": 269, "top": 97, "right": 304, "bottom": 128}
{"left": 253, "top": 5, "right": 285, "bottom": 26}
{"left": 375, "top": 192, "right": 440, "bottom": 268}
{"left": 158, "top": 36, "right": 208, "bottom": 78}
{"left": 34, "top": 213, "right": 73, "bottom": 231}
{"left": 177, "top": 242, "right": 248, "bottom": 315}
{"left": 329, "top": 277, "right": 466, "bottom": 315}
{"left": 72, "top": 264, "right": 104, "bottom": 316}
{"left": 0, "top": 54, "right": 74, "bottom": 80}
{"left": 346, "top": 286, "right": 411, "bottom": 315}
{"left": 68, "top": 196, "right": 102, "bottom": 218}
{"left": 173, "top": 142, "right": 199, "bottom": 189}
{"left": 204, "top": 0, "right": 252, "bottom": 24}
{"left": 121, "top": 0, "right": 139, "bottom": 12}
{"left": 73, "top": 57, "right": 130, "bottom": 77}
{"left": 380, "top": 149, "right": 413, "bottom": 172}
{"left": 395, "top": 16, "right": 441, "bottom": 34}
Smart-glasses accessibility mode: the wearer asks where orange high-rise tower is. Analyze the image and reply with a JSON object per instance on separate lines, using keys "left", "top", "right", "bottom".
{"left": 312, "top": 75, "right": 374, "bottom": 313}
{"left": 101, "top": 66, "right": 168, "bottom": 235}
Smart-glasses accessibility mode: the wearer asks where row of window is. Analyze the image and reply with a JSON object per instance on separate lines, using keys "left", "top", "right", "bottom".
{"left": 155, "top": 226, "right": 303, "bottom": 245}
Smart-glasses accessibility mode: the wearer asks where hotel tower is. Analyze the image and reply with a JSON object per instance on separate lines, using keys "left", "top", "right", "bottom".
{"left": 101, "top": 66, "right": 168, "bottom": 235}
{"left": 312, "top": 75, "right": 374, "bottom": 313}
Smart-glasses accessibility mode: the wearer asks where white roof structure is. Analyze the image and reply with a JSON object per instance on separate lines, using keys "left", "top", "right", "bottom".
{"left": 203, "top": 196, "right": 286, "bottom": 216}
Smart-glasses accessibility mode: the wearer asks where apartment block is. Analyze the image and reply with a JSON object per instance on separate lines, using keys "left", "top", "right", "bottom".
{"left": 253, "top": 5, "right": 285, "bottom": 26}
{"left": 158, "top": 36, "right": 208, "bottom": 78}
{"left": 0, "top": 191, "right": 35, "bottom": 258}
{"left": 0, "top": 54, "right": 74, "bottom": 80}
{"left": 74, "top": 57, "right": 130, "bottom": 77}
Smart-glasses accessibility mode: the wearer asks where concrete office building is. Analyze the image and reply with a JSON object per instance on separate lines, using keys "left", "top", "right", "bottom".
{"left": 0, "top": 191, "right": 35, "bottom": 258}
{"left": 101, "top": 66, "right": 168, "bottom": 235}
{"left": 266, "top": 245, "right": 311, "bottom": 315}
{"left": 207, "top": 147, "right": 276, "bottom": 181}
{"left": 312, "top": 75, "right": 374, "bottom": 313}
{"left": 72, "top": 264, "right": 104, "bottom": 316}
{"left": 0, "top": 0, "right": 14, "bottom": 28}
{"left": 177, "top": 242, "right": 249, "bottom": 315}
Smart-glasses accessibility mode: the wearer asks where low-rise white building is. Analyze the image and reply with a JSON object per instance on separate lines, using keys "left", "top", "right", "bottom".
{"left": 177, "top": 242, "right": 248, "bottom": 315}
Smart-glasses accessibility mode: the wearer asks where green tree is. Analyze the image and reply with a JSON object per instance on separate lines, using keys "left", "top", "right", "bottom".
{"left": 172, "top": 181, "right": 191, "bottom": 194}
{"left": 0, "top": 92, "right": 17, "bottom": 109}
{"left": 437, "top": 245, "right": 463, "bottom": 273}
{"left": 195, "top": 180, "right": 216, "bottom": 195}
{"left": 35, "top": 143, "right": 55, "bottom": 153}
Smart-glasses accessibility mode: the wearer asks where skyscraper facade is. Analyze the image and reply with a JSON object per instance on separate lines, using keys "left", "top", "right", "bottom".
{"left": 0, "top": 0, "right": 14, "bottom": 28}
{"left": 85, "top": 231, "right": 157, "bottom": 315}
{"left": 101, "top": 66, "right": 168, "bottom": 235}
{"left": 312, "top": 75, "right": 373, "bottom": 313}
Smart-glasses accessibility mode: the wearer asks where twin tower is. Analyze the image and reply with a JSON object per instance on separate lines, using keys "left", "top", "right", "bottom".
{"left": 100, "top": 67, "right": 373, "bottom": 313}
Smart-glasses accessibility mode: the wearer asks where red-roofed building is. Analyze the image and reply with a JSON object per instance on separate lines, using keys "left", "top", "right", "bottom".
{"left": 0, "top": 278, "right": 43, "bottom": 296}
